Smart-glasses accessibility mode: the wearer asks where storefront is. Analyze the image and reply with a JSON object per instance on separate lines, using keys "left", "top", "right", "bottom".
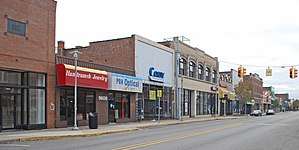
{"left": 56, "top": 64, "right": 108, "bottom": 127}
{"left": 196, "top": 91, "right": 216, "bottom": 115}
{"left": 219, "top": 87, "right": 235, "bottom": 116}
{"left": 135, "top": 37, "right": 174, "bottom": 120}
{"left": 108, "top": 73, "right": 142, "bottom": 123}
{"left": 0, "top": 70, "right": 47, "bottom": 131}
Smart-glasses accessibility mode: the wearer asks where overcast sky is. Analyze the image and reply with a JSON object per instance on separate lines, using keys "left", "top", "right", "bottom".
{"left": 56, "top": 0, "right": 299, "bottom": 99}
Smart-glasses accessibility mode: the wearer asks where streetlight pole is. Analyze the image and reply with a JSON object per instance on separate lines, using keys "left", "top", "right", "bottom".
{"left": 72, "top": 49, "right": 79, "bottom": 130}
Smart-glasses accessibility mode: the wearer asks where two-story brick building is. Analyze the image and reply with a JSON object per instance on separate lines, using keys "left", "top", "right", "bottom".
{"left": 0, "top": 0, "right": 56, "bottom": 131}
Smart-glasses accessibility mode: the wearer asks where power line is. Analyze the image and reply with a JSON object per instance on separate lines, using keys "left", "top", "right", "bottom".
{"left": 219, "top": 60, "right": 299, "bottom": 68}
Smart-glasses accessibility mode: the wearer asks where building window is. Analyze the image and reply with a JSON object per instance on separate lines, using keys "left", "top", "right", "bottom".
{"left": 182, "top": 89, "right": 190, "bottom": 116}
{"left": 198, "top": 64, "right": 204, "bottom": 80}
{"left": 212, "top": 70, "right": 217, "bottom": 83}
{"left": 114, "top": 93, "right": 130, "bottom": 118}
{"left": 59, "top": 89, "right": 95, "bottom": 121}
{"left": 29, "top": 89, "right": 45, "bottom": 124}
{"left": 0, "top": 70, "right": 22, "bottom": 85}
{"left": 189, "top": 61, "right": 196, "bottom": 78}
{"left": 206, "top": 67, "right": 211, "bottom": 82}
{"left": 7, "top": 19, "right": 26, "bottom": 36}
{"left": 179, "top": 58, "right": 187, "bottom": 75}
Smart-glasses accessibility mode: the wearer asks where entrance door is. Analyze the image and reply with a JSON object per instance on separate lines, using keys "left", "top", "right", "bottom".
{"left": 67, "top": 95, "right": 74, "bottom": 126}
{"left": 1, "top": 94, "right": 21, "bottom": 129}
{"left": 108, "top": 99, "right": 115, "bottom": 123}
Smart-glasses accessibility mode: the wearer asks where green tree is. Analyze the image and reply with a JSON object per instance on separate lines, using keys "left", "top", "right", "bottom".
{"left": 293, "top": 100, "right": 299, "bottom": 107}
{"left": 273, "top": 99, "right": 281, "bottom": 108}
{"left": 235, "top": 82, "right": 253, "bottom": 114}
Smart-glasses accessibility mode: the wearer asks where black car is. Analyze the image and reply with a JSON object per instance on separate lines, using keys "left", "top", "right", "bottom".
{"left": 250, "top": 110, "right": 262, "bottom": 116}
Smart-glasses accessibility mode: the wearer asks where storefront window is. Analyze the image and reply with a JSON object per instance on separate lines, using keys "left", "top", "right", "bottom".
{"left": 29, "top": 89, "right": 45, "bottom": 124}
{"left": 59, "top": 89, "right": 95, "bottom": 122}
{"left": 122, "top": 94, "right": 130, "bottom": 118}
{"left": 113, "top": 93, "right": 130, "bottom": 119}
{"left": 60, "top": 90, "right": 66, "bottom": 121}
{"left": 29, "top": 73, "right": 45, "bottom": 87}
{"left": 86, "top": 92, "right": 95, "bottom": 114}
{"left": 0, "top": 70, "right": 21, "bottom": 85}
{"left": 78, "top": 91, "right": 86, "bottom": 120}
{"left": 183, "top": 89, "right": 190, "bottom": 116}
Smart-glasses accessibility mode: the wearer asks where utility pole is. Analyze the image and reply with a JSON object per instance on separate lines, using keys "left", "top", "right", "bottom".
{"left": 174, "top": 37, "right": 180, "bottom": 120}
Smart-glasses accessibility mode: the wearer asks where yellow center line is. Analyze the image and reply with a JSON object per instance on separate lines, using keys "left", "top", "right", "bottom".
{"left": 112, "top": 123, "right": 242, "bottom": 150}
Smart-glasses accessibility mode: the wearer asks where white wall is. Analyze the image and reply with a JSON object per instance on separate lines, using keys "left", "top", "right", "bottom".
{"left": 135, "top": 35, "right": 174, "bottom": 87}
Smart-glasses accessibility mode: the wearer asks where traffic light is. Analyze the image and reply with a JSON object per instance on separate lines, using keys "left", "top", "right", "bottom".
{"left": 290, "top": 68, "right": 294, "bottom": 79}
{"left": 242, "top": 67, "right": 246, "bottom": 77}
{"left": 294, "top": 68, "right": 298, "bottom": 78}
{"left": 238, "top": 67, "right": 243, "bottom": 78}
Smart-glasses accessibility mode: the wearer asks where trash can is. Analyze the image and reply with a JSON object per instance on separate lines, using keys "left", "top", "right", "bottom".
{"left": 88, "top": 112, "right": 98, "bottom": 129}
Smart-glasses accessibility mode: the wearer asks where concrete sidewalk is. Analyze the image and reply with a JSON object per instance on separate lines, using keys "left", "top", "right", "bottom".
{"left": 0, "top": 116, "right": 248, "bottom": 144}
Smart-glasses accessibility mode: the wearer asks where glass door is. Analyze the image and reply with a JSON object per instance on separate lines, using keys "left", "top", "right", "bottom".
{"left": 1, "top": 94, "right": 21, "bottom": 129}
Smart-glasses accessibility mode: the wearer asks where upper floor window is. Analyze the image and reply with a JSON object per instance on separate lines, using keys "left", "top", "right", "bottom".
{"left": 189, "top": 61, "right": 196, "bottom": 78}
{"left": 198, "top": 64, "right": 204, "bottom": 80}
{"left": 212, "top": 70, "right": 217, "bottom": 83}
{"left": 179, "top": 58, "right": 187, "bottom": 76}
{"left": 205, "top": 67, "right": 211, "bottom": 82}
{"left": 7, "top": 19, "right": 26, "bottom": 36}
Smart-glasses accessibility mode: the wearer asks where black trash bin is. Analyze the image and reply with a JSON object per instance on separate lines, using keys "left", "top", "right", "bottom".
{"left": 88, "top": 112, "right": 98, "bottom": 129}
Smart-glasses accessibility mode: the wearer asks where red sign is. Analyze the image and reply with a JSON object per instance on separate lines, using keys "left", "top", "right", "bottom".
{"left": 57, "top": 64, "right": 108, "bottom": 89}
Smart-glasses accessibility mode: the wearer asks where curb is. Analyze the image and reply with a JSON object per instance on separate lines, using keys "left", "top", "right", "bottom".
{"left": 0, "top": 117, "right": 244, "bottom": 144}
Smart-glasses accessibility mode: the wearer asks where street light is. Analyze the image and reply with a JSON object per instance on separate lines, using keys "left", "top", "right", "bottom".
{"left": 71, "top": 49, "right": 80, "bottom": 130}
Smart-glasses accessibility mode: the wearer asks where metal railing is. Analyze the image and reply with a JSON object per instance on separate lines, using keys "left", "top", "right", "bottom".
{"left": 56, "top": 55, "right": 135, "bottom": 76}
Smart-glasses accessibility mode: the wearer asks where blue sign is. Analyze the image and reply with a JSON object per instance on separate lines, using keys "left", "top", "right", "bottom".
{"left": 149, "top": 67, "right": 164, "bottom": 82}
{"left": 108, "top": 73, "right": 142, "bottom": 93}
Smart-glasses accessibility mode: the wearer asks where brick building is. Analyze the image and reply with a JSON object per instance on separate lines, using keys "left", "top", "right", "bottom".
{"left": 56, "top": 35, "right": 173, "bottom": 127}
{"left": 243, "top": 73, "right": 263, "bottom": 112}
{"left": 0, "top": 0, "right": 57, "bottom": 131}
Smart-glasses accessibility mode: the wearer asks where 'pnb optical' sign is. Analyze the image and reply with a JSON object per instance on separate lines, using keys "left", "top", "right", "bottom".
{"left": 148, "top": 67, "right": 164, "bottom": 83}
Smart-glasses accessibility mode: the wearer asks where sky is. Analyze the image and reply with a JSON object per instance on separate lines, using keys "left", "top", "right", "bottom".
{"left": 56, "top": 0, "right": 299, "bottom": 98}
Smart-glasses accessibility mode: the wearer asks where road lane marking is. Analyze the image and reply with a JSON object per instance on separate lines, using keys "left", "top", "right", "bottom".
{"left": 113, "top": 123, "right": 242, "bottom": 150}
{"left": 0, "top": 144, "right": 30, "bottom": 147}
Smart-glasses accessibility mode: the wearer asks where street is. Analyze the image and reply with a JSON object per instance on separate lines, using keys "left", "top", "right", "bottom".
{"left": 1, "top": 112, "right": 299, "bottom": 150}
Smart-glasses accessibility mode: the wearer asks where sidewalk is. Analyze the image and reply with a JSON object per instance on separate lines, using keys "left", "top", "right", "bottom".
{"left": 0, "top": 116, "right": 247, "bottom": 144}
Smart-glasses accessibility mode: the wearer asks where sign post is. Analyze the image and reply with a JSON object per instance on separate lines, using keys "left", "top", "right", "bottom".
{"left": 157, "top": 90, "right": 162, "bottom": 123}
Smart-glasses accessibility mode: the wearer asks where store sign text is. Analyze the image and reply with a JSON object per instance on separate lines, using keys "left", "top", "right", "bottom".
{"left": 148, "top": 67, "right": 164, "bottom": 82}
{"left": 108, "top": 73, "right": 142, "bottom": 93}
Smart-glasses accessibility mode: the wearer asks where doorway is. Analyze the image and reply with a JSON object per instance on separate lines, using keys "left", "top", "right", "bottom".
{"left": 0, "top": 94, "right": 21, "bottom": 130}
{"left": 108, "top": 93, "right": 116, "bottom": 123}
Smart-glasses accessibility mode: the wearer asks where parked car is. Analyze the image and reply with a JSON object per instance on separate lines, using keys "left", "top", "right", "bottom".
{"left": 250, "top": 110, "right": 262, "bottom": 116}
{"left": 266, "top": 109, "right": 275, "bottom": 115}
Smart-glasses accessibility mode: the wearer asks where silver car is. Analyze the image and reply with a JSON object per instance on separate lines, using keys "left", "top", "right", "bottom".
{"left": 250, "top": 110, "right": 262, "bottom": 116}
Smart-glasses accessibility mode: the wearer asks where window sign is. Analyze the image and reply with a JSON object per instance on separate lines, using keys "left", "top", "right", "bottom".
{"left": 7, "top": 19, "right": 26, "bottom": 36}
{"left": 149, "top": 90, "right": 156, "bottom": 100}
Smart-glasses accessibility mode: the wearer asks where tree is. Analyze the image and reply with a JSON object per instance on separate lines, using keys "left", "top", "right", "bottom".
{"left": 273, "top": 99, "right": 281, "bottom": 108}
{"left": 235, "top": 82, "right": 253, "bottom": 114}
{"left": 293, "top": 100, "right": 299, "bottom": 108}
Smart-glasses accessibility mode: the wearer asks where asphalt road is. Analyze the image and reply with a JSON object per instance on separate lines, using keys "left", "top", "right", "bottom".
{"left": 1, "top": 112, "right": 299, "bottom": 150}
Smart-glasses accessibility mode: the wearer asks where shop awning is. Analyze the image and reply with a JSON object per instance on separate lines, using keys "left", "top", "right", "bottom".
{"left": 57, "top": 64, "right": 108, "bottom": 89}
{"left": 219, "top": 87, "right": 235, "bottom": 100}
